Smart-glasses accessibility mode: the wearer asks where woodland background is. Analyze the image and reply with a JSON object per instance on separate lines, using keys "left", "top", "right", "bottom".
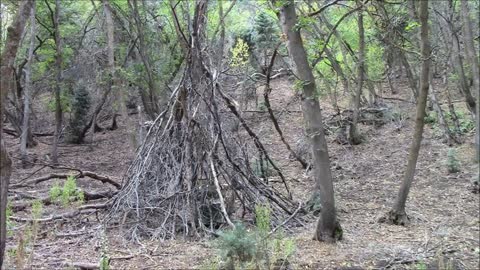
{"left": 0, "top": 0, "right": 479, "bottom": 269}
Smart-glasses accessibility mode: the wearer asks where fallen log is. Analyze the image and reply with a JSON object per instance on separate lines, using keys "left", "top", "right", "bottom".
{"left": 10, "top": 190, "right": 116, "bottom": 211}
{"left": 10, "top": 170, "right": 120, "bottom": 190}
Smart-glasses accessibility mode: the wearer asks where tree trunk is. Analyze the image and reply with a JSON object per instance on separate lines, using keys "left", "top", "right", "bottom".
{"left": 215, "top": 0, "right": 225, "bottom": 71}
{"left": 459, "top": 0, "right": 480, "bottom": 161}
{"left": 130, "top": 0, "right": 159, "bottom": 119}
{"left": 429, "top": 81, "right": 454, "bottom": 145}
{"left": 399, "top": 50, "right": 418, "bottom": 100}
{"left": 384, "top": 0, "right": 430, "bottom": 225}
{"left": 0, "top": 1, "right": 34, "bottom": 266}
{"left": 440, "top": 4, "right": 477, "bottom": 115}
{"left": 277, "top": 0, "right": 341, "bottom": 242}
{"left": 349, "top": 3, "right": 364, "bottom": 145}
{"left": 51, "top": 0, "right": 63, "bottom": 165}
{"left": 20, "top": 4, "right": 36, "bottom": 167}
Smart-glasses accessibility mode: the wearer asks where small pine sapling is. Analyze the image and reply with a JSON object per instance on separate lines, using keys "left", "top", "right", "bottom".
{"left": 447, "top": 148, "right": 460, "bottom": 173}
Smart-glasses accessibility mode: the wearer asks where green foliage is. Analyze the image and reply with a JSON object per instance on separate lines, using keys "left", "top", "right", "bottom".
{"left": 6, "top": 201, "right": 14, "bottom": 236}
{"left": 7, "top": 248, "right": 17, "bottom": 261}
{"left": 100, "top": 252, "right": 110, "bottom": 270}
{"left": 49, "top": 176, "right": 84, "bottom": 206}
{"left": 47, "top": 90, "right": 72, "bottom": 113}
{"left": 295, "top": 15, "right": 315, "bottom": 31}
{"left": 212, "top": 204, "right": 296, "bottom": 269}
{"left": 424, "top": 112, "right": 437, "bottom": 124}
{"left": 99, "top": 228, "right": 110, "bottom": 270}
{"left": 258, "top": 101, "right": 267, "bottom": 112}
{"left": 404, "top": 21, "right": 420, "bottom": 32}
{"left": 451, "top": 111, "right": 475, "bottom": 134}
{"left": 67, "top": 84, "right": 91, "bottom": 143}
{"left": 231, "top": 38, "right": 250, "bottom": 67}
{"left": 49, "top": 182, "right": 62, "bottom": 202}
{"left": 254, "top": 12, "right": 278, "bottom": 50}
{"left": 31, "top": 200, "right": 43, "bottom": 220}
{"left": 217, "top": 223, "right": 258, "bottom": 267}
{"left": 415, "top": 261, "right": 428, "bottom": 270}
{"left": 255, "top": 204, "right": 271, "bottom": 234}
{"left": 428, "top": 110, "right": 475, "bottom": 136}
{"left": 447, "top": 148, "right": 460, "bottom": 173}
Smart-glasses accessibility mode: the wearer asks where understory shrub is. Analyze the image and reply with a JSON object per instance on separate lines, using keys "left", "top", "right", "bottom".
{"left": 67, "top": 84, "right": 91, "bottom": 143}
{"left": 446, "top": 148, "right": 460, "bottom": 173}
{"left": 207, "top": 204, "right": 296, "bottom": 270}
{"left": 49, "top": 175, "right": 84, "bottom": 206}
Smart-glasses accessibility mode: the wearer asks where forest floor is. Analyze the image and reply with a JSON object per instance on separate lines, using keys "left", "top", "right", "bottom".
{"left": 3, "top": 77, "right": 479, "bottom": 269}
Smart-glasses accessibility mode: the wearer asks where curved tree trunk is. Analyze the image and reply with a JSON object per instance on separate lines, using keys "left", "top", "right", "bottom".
{"left": 349, "top": 2, "right": 364, "bottom": 145}
{"left": 21, "top": 3, "right": 36, "bottom": 167}
{"left": 277, "top": 0, "right": 341, "bottom": 242}
{"left": 383, "top": 0, "right": 430, "bottom": 225}
{"left": 459, "top": 0, "right": 480, "bottom": 161}
{"left": 0, "top": 1, "right": 34, "bottom": 266}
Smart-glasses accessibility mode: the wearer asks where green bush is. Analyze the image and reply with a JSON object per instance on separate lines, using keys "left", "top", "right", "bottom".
{"left": 67, "top": 84, "right": 91, "bottom": 143}
{"left": 444, "top": 110, "right": 475, "bottom": 135}
{"left": 211, "top": 204, "right": 296, "bottom": 270}
{"left": 447, "top": 148, "right": 460, "bottom": 173}
{"left": 424, "top": 112, "right": 437, "bottom": 124}
{"left": 47, "top": 90, "right": 72, "bottom": 113}
{"left": 49, "top": 176, "right": 84, "bottom": 206}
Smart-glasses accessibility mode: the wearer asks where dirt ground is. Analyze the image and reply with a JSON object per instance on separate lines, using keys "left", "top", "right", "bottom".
{"left": 3, "top": 78, "right": 479, "bottom": 269}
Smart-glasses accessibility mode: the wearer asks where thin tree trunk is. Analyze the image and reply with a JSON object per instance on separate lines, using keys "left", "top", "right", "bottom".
{"left": 264, "top": 49, "right": 309, "bottom": 169}
{"left": 103, "top": 0, "right": 117, "bottom": 129}
{"left": 316, "top": 70, "right": 340, "bottom": 114}
{"left": 445, "top": 82, "right": 461, "bottom": 136}
{"left": 384, "top": 0, "right": 430, "bottom": 225}
{"left": 51, "top": 0, "right": 63, "bottom": 165}
{"left": 130, "top": 0, "right": 159, "bottom": 119}
{"left": 440, "top": 6, "right": 477, "bottom": 114}
{"left": 0, "top": 1, "right": 34, "bottom": 266}
{"left": 399, "top": 50, "right": 418, "bottom": 99}
{"left": 215, "top": 0, "right": 225, "bottom": 71}
{"left": 277, "top": 0, "right": 341, "bottom": 242}
{"left": 429, "top": 81, "right": 454, "bottom": 145}
{"left": 459, "top": 0, "right": 480, "bottom": 161}
{"left": 21, "top": 4, "right": 36, "bottom": 167}
{"left": 349, "top": 3, "right": 364, "bottom": 145}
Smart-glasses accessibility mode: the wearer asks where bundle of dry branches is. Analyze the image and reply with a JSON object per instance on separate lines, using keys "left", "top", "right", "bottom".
{"left": 107, "top": 4, "right": 304, "bottom": 239}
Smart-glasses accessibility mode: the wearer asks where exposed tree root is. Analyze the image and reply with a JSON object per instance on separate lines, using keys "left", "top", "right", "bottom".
{"left": 313, "top": 219, "right": 343, "bottom": 243}
{"left": 378, "top": 210, "right": 410, "bottom": 226}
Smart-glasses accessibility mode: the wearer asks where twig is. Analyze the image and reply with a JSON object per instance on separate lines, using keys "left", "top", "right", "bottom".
{"left": 268, "top": 202, "right": 303, "bottom": 236}
{"left": 208, "top": 153, "right": 235, "bottom": 228}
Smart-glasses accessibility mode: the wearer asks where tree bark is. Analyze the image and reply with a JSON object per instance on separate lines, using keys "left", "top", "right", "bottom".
{"left": 130, "top": 0, "right": 159, "bottom": 119}
{"left": 277, "top": 0, "right": 341, "bottom": 242}
{"left": 20, "top": 4, "right": 36, "bottom": 167}
{"left": 438, "top": 3, "right": 477, "bottom": 115}
{"left": 385, "top": 0, "right": 430, "bottom": 225}
{"left": 459, "top": 0, "right": 480, "bottom": 161}
{"left": 0, "top": 1, "right": 34, "bottom": 266}
{"left": 51, "top": 0, "right": 63, "bottom": 165}
{"left": 429, "top": 81, "right": 454, "bottom": 145}
{"left": 349, "top": 2, "right": 364, "bottom": 145}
